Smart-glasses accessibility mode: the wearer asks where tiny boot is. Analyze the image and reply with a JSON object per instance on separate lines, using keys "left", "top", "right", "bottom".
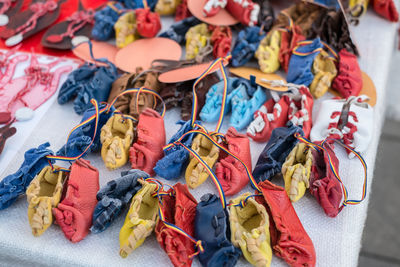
{"left": 130, "top": 108, "right": 166, "bottom": 175}
{"left": 310, "top": 50, "right": 337, "bottom": 99}
{"left": 203, "top": 0, "right": 227, "bottom": 17}
{"left": 230, "top": 193, "right": 272, "bottom": 267}
{"left": 114, "top": 11, "right": 139, "bottom": 48}
{"left": 255, "top": 29, "right": 281, "bottom": 74}
{"left": 231, "top": 26, "right": 265, "bottom": 67}
{"left": 226, "top": 0, "right": 260, "bottom": 26}
{"left": 216, "top": 128, "right": 251, "bottom": 196}
{"left": 119, "top": 179, "right": 159, "bottom": 258}
{"left": 281, "top": 143, "right": 312, "bottom": 202}
{"left": 100, "top": 113, "right": 135, "bottom": 170}
{"left": 185, "top": 23, "right": 211, "bottom": 60}
{"left": 26, "top": 166, "right": 67, "bottom": 236}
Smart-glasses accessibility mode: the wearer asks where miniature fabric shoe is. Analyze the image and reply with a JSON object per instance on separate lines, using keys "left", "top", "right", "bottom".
{"left": 281, "top": 143, "right": 312, "bottom": 202}
{"left": 255, "top": 29, "right": 281, "bottom": 74}
{"left": 114, "top": 11, "right": 139, "bottom": 48}
{"left": 130, "top": 108, "right": 166, "bottom": 175}
{"left": 309, "top": 141, "right": 343, "bottom": 217}
{"left": 159, "top": 16, "right": 201, "bottom": 44}
{"left": 216, "top": 127, "right": 251, "bottom": 196}
{"left": 310, "top": 50, "right": 337, "bottom": 99}
{"left": 91, "top": 169, "right": 149, "bottom": 234}
{"left": 195, "top": 194, "right": 242, "bottom": 267}
{"left": 254, "top": 0, "right": 275, "bottom": 31}
{"left": 100, "top": 113, "right": 135, "bottom": 170}
{"left": 92, "top": 3, "right": 124, "bottom": 41}
{"left": 155, "top": 183, "right": 198, "bottom": 267}
{"left": 282, "top": 2, "right": 322, "bottom": 37}
{"left": 247, "top": 95, "right": 290, "bottom": 143}
{"left": 349, "top": 0, "right": 369, "bottom": 18}
{"left": 203, "top": 0, "right": 227, "bottom": 17}
{"left": 372, "top": 0, "right": 399, "bottom": 21}
{"left": 332, "top": 49, "right": 363, "bottom": 98}
{"left": 53, "top": 159, "right": 99, "bottom": 243}
{"left": 287, "top": 38, "right": 323, "bottom": 87}
{"left": 175, "top": 0, "right": 192, "bottom": 21}
{"left": 135, "top": 8, "right": 161, "bottom": 38}
{"left": 279, "top": 25, "right": 305, "bottom": 73}
{"left": 185, "top": 134, "right": 220, "bottom": 189}
{"left": 26, "top": 166, "right": 67, "bottom": 236}
{"left": 155, "top": 0, "right": 180, "bottom": 15}
{"left": 154, "top": 120, "right": 201, "bottom": 180}
{"left": 0, "top": 142, "right": 54, "bottom": 210}
{"left": 230, "top": 193, "right": 272, "bottom": 267}
{"left": 210, "top": 26, "right": 232, "bottom": 58}
{"left": 252, "top": 124, "right": 303, "bottom": 183}
{"left": 119, "top": 179, "right": 159, "bottom": 258}
{"left": 119, "top": 0, "right": 158, "bottom": 10}
{"left": 226, "top": 0, "right": 260, "bottom": 26}
{"left": 231, "top": 26, "right": 265, "bottom": 67}
{"left": 185, "top": 23, "right": 212, "bottom": 60}
{"left": 257, "top": 180, "right": 316, "bottom": 267}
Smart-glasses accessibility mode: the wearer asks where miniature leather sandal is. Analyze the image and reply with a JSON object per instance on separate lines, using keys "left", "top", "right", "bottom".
{"left": 155, "top": 183, "right": 198, "bottom": 266}
{"left": 135, "top": 7, "right": 161, "bottom": 38}
{"left": 252, "top": 124, "right": 303, "bottom": 184}
{"left": 185, "top": 133, "right": 219, "bottom": 189}
{"left": 210, "top": 26, "right": 232, "bottom": 58}
{"left": 0, "top": 142, "right": 54, "bottom": 210}
{"left": 119, "top": 179, "right": 159, "bottom": 258}
{"left": 130, "top": 108, "right": 166, "bottom": 175}
{"left": 92, "top": 2, "right": 125, "bottom": 41}
{"left": 225, "top": 0, "right": 260, "bottom": 26}
{"left": 53, "top": 159, "right": 99, "bottom": 243}
{"left": 159, "top": 16, "right": 201, "bottom": 44}
{"left": 26, "top": 166, "right": 67, "bottom": 236}
{"left": 257, "top": 180, "right": 316, "bottom": 267}
{"left": 372, "top": 0, "right": 399, "bottom": 21}
{"left": 279, "top": 24, "right": 305, "bottom": 73}
{"left": 203, "top": 0, "right": 227, "bottom": 17}
{"left": 231, "top": 26, "right": 265, "bottom": 67}
{"left": 229, "top": 193, "right": 272, "bottom": 267}
{"left": 0, "top": 121, "right": 16, "bottom": 155}
{"left": 100, "top": 113, "right": 135, "bottom": 170}
{"left": 332, "top": 49, "right": 363, "bottom": 98}
{"left": 310, "top": 50, "right": 338, "bottom": 99}
{"left": 195, "top": 194, "right": 242, "bottom": 267}
{"left": 256, "top": 29, "right": 281, "bottom": 74}
{"left": 281, "top": 142, "right": 312, "bottom": 202}
{"left": 91, "top": 169, "right": 149, "bottom": 234}
{"left": 349, "top": 0, "right": 369, "bottom": 18}
{"left": 185, "top": 23, "right": 212, "bottom": 60}
{"left": 114, "top": 11, "right": 139, "bottom": 48}
{"left": 216, "top": 127, "right": 251, "bottom": 196}
{"left": 155, "top": 0, "right": 181, "bottom": 15}
{"left": 0, "top": 0, "right": 23, "bottom": 27}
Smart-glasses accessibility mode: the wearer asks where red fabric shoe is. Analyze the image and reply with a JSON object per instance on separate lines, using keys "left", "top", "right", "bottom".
{"left": 372, "top": 0, "right": 399, "bottom": 22}
{"left": 203, "top": 0, "right": 227, "bottom": 17}
{"left": 286, "top": 86, "right": 313, "bottom": 138}
{"left": 53, "top": 159, "right": 99, "bottom": 243}
{"left": 135, "top": 8, "right": 161, "bottom": 38}
{"left": 279, "top": 25, "right": 305, "bottom": 73}
{"left": 257, "top": 180, "right": 316, "bottom": 267}
{"left": 175, "top": 0, "right": 192, "bottom": 21}
{"left": 210, "top": 26, "right": 232, "bottom": 58}
{"left": 130, "top": 108, "right": 166, "bottom": 175}
{"left": 215, "top": 127, "right": 251, "bottom": 196}
{"left": 225, "top": 0, "right": 259, "bottom": 26}
{"left": 155, "top": 183, "right": 198, "bottom": 267}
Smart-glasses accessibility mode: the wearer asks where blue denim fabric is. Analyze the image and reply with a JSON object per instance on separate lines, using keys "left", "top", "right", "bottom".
{"left": 154, "top": 120, "right": 201, "bottom": 180}
{"left": 252, "top": 123, "right": 304, "bottom": 183}
{"left": 159, "top": 17, "right": 201, "bottom": 44}
{"left": 118, "top": 0, "right": 158, "bottom": 10}
{"left": 231, "top": 26, "right": 265, "bottom": 67}
{"left": 287, "top": 38, "right": 323, "bottom": 86}
{"left": 313, "top": 0, "right": 340, "bottom": 8}
{"left": 91, "top": 169, "right": 149, "bottom": 233}
{"left": 0, "top": 143, "right": 54, "bottom": 210}
{"left": 195, "top": 194, "right": 241, "bottom": 267}
{"left": 92, "top": 3, "right": 125, "bottom": 41}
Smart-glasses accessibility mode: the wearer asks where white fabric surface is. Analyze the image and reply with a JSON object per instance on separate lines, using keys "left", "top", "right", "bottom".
{"left": 0, "top": 10, "right": 398, "bottom": 267}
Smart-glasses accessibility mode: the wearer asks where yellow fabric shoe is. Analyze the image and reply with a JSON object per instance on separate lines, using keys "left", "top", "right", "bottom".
{"left": 185, "top": 134, "right": 219, "bottom": 189}
{"left": 155, "top": 0, "right": 181, "bottom": 15}
{"left": 119, "top": 179, "right": 159, "bottom": 258}
{"left": 349, "top": 0, "right": 369, "bottom": 17}
{"left": 281, "top": 143, "right": 312, "bottom": 202}
{"left": 255, "top": 30, "right": 281, "bottom": 74}
{"left": 26, "top": 166, "right": 67, "bottom": 237}
{"left": 185, "top": 23, "right": 211, "bottom": 60}
{"left": 310, "top": 50, "right": 337, "bottom": 99}
{"left": 114, "top": 11, "right": 140, "bottom": 48}
{"left": 230, "top": 193, "right": 272, "bottom": 267}
{"left": 100, "top": 113, "right": 135, "bottom": 170}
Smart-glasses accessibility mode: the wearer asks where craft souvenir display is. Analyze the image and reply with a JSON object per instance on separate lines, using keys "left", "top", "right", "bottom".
{"left": 185, "top": 23, "right": 212, "bottom": 60}
{"left": 26, "top": 165, "right": 67, "bottom": 236}
{"left": 0, "top": 121, "right": 16, "bottom": 155}
{"left": 159, "top": 16, "right": 201, "bottom": 44}
{"left": 255, "top": 29, "right": 281, "bottom": 74}
{"left": 372, "top": 0, "right": 399, "bottom": 22}
{"left": 92, "top": 2, "right": 125, "bottom": 41}
{"left": 114, "top": 11, "right": 139, "bottom": 48}
{"left": 231, "top": 26, "right": 265, "bottom": 67}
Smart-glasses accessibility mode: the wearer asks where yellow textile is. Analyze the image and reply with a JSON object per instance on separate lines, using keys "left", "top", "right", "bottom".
{"left": 155, "top": 0, "right": 181, "bottom": 15}
{"left": 255, "top": 30, "right": 281, "bottom": 74}
{"left": 349, "top": 0, "right": 370, "bottom": 17}
{"left": 310, "top": 50, "right": 338, "bottom": 99}
{"left": 185, "top": 23, "right": 211, "bottom": 60}
{"left": 114, "top": 11, "right": 140, "bottom": 48}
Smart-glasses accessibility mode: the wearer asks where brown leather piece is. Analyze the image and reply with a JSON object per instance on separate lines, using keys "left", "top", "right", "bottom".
{"left": 0, "top": 122, "right": 16, "bottom": 155}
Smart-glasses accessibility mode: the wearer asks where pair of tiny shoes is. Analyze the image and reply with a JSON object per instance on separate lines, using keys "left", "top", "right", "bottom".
{"left": 257, "top": 180, "right": 316, "bottom": 267}
{"left": 185, "top": 23, "right": 212, "bottom": 60}
{"left": 310, "top": 50, "right": 338, "bottom": 99}
{"left": 185, "top": 133, "right": 219, "bottom": 189}
{"left": 155, "top": 183, "right": 198, "bottom": 266}
{"left": 114, "top": 11, "right": 140, "bottom": 48}
{"left": 130, "top": 108, "right": 166, "bottom": 175}
{"left": 155, "top": 0, "right": 181, "bottom": 15}
{"left": 255, "top": 29, "right": 281, "bottom": 74}
{"left": 53, "top": 159, "right": 99, "bottom": 243}
{"left": 195, "top": 194, "right": 242, "bottom": 267}
{"left": 159, "top": 16, "right": 201, "bottom": 44}
{"left": 91, "top": 169, "right": 149, "bottom": 234}
{"left": 26, "top": 165, "right": 67, "bottom": 236}
{"left": 281, "top": 143, "right": 312, "bottom": 202}
{"left": 372, "top": 0, "right": 399, "bottom": 22}
{"left": 119, "top": 179, "right": 159, "bottom": 258}
{"left": 100, "top": 113, "right": 135, "bottom": 170}
{"left": 279, "top": 25, "right": 305, "bottom": 73}
{"left": 252, "top": 124, "right": 303, "bottom": 184}
{"left": 216, "top": 127, "right": 251, "bottom": 196}
{"left": 349, "top": 0, "right": 369, "bottom": 18}
{"left": 92, "top": 2, "right": 125, "bottom": 41}
{"left": 231, "top": 26, "right": 265, "bottom": 67}
{"left": 229, "top": 193, "right": 272, "bottom": 267}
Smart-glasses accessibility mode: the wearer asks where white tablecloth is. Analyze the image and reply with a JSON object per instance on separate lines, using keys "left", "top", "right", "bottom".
{"left": 0, "top": 9, "right": 398, "bottom": 267}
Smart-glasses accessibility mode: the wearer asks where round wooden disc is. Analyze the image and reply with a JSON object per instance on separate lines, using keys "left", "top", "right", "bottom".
{"left": 187, "top": 0, "right": 238, "bottom": 26}
{"left": 115, "top": 38, "right": 182, "bottom": 72}
{"left": 73, "top": 40, "right": 118, "bottom": 65}
{"left": 229, "top": 67, "right": 288, "bottom": 91}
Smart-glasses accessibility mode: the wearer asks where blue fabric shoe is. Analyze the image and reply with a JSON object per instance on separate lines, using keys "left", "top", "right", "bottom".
{"left": 92, "top": 3, "right": 125, "bottom": 41}
{"left": 158, "top": 17, "right": 201, "bottom": 44}
{"left": 119, "top": 0, "right": 158, "bottom": 10}
{"left": 154, "top": 120, "right": 201, "bottom": 180}
{"left": 91, "top": 169, "right": 149, "bottom": 233}
{"left": 231, "top": 26, "right": 265, "bottom": 67}
{"left": 195, "top": 193, "right": 241, "bottom": 267}
{"left": 287, "top": 38, "right": 323, "bottom": 87}
{"left": 252, "top": 123, "right": 303, "bottom": 183}
{"left": 313, "top": 0, "right": 340, "bottom": 8}
{"left": 0, "top": 143, "right": 54, "bottom": 210}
